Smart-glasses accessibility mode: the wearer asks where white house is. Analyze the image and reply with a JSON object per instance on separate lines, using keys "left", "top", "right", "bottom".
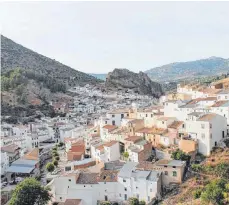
{"left": 1, "top": 152, "right": 9, "bottom": 176}
{"left": 217, "top": 90, "right": 229, "bottom": 101}
{"left": 185, "top": 112, "right": 227, "bottom": 156}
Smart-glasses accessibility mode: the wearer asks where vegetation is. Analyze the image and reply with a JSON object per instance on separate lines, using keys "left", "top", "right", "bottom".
{"left": 46, "top": 162, "right": 55, "bottom": 172}
{"left": 171, "top": 149, "right": 191, "bottom": 162}
{"left": 201, "top": 179, "right": 229, "bottom": 205}
{"left": 123, "top": 151, "right": 129, "bottom": 159}
{"left": 53, "top": 160, "right": 58, "bottom": 166}
{"left": 58, "top": 142, "right": 64, "bottom": 147}
{"left": 9, "top": 177, "right": 51, "bottom": 205}
{"left": 55, "top": 156, "right": 60, "bottom": 161}
{"left": 128, "top": 197, "right": 139, "bottom": 205}
{"left": 139, "top": 200, "right": 146, "bottom": 205}
{"left": 192, "top": 188, "right": 203, "bottom": 199}
{"left": 53, "top": 152, "right": 59, "bottom": 157}
{"left": 99, "top": 202, "right": 111, "bottom": 205}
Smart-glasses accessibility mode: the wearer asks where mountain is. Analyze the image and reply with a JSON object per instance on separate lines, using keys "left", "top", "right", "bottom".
{"left": 145, "top": 57, "right": 229, "bottom": 82}
{"left": 1, "top": 35, "right": 101, "bottom": 86}
{"left": 105, "top": 68, "right": 163, "bottom": 97}
{"left": 88, "top": 73, "right": 107, "bottom": 81}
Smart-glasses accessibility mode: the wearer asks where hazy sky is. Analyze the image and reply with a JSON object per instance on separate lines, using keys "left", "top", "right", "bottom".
{"left": 1, "top": 1, "right": 229, "bottom": 73}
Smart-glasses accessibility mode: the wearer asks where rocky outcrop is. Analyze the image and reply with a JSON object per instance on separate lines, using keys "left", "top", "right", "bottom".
{"left": 105, "top": 69, "right": 163, "bottom": 97}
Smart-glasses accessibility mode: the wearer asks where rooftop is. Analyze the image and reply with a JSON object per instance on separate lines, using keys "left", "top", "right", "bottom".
{"left": 211, "top": 100, "right": 229, "bottom": 107}
{"left": 168, "top": 121, "right": 184, "bottom": 129}
{"left": 125, "top": 136, "right": 142, "bottom": 143}
{"left": 156, "top": 159, "right": 186, "bottom": 167}
{"left": 98, "top": 170, "right": 118, "bottom": 182}
{"left": 198, "top": 113, "right": 217, "bottom": 121}
{"left": 1, "top": 144, "right": 20, "bottom": 153}
{"left": 118, "top": 162, "right": 138, "bottom": 178}
{"left": 76, "top": 172, "right": 99, "bottom": 184}
{"left": 102, "top": 125, "right": 118, "bottom": 132}
{"left": 104, "top": 140, "right": 118, "bottom": 147}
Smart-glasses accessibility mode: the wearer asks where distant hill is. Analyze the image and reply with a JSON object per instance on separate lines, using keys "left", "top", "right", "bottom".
{"left": 145, "top": 57, "right": 229, "bottom": 82}
{"left": 88, "top": 73, "right": 107, "bottom": 81}
{"left": 105, "top": 68, "right": 163, "bottom": 97}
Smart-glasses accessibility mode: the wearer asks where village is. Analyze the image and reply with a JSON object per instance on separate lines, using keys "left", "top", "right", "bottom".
{"left": 1, "top": 77, "right": 229, "bottom": 205}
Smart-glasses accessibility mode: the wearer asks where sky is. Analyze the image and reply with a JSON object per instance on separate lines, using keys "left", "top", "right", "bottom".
{"left": 1, "top": 1, "right": 229, "bottom": 74}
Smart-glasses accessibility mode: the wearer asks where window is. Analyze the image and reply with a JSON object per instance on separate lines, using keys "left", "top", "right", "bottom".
{"left": 150, "top": 188, "right": 152, "bottom": 192}
{"left": 210, "top": 134, "right": 212, "bottom": 139}
{"left": 119, "top": 194, "right": 122, "bottom": 197}
{"left": 121, "top": 114, "right": 124, "bottom": 118}
{"left": 60, "top": 197, "right": 62, "bottom": 200}
{"left": 162, "top": 121, "right": 165, "bottom": 124}
{"left": 201, "top": 133, "right": 205, "bottom": 139}
{"left": 210, "top": 124, "right": 212, "bottom": 128}
{"left": 68, "top": 179, "right": 71, "bottom": 182}
{"left": 164, "top": 165, "right": 167, "bottom": 168}
{"left": 172, "top": 166, "right": 176, "bottom": 168}
{"left": 105, "top": 196, "right": 108, "bottom": 201}
{"left": 151, "top": 114, "right": 153, "bottom": 118}
{"left": 125, "top": 187, "right": 127, "bottom": 191}
{"left": 112, "top": 121, "right": 115, "bottom": 126}
{"left": 148, "top": 196, "right": 150, "bottom": 201}
{"left": 127, "top": 114, "right": 129, "bottom": 117}
{"left": 165, "top": 171, "right": 168, "bottom": 175}
{"left": 146, "top": 114, "right": 148, "bottom": 117}
{"left": 201, "top": 124, "right": 205, "bottom": 129}
{"left": 123, "top": 179, "right": 126, "bottom": 182}
{"left": 105, "top": 121, "right": 107, "bottom": 124}
{"left": 112, "top": 114, "right": 115, "bottom": 117}
{"left": 137, "top": 194, "right": 139, "bottom": 199}
{"left": 173, "top": 171, "right": 177, "bottom": 177}
{"left": 125, "top": 194, "right": 127, "bottom": 200}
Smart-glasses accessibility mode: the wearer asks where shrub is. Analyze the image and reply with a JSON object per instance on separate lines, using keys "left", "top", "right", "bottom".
{"left": 46, "top": 162, "right": 55, "bottom": 172}
{"left": 55, "top": 156, "right": 60, "bottom": 161}
{"left": 53, "top": 160, "right": 58, "bottom": 166}
{"left": 139, "top": 200, "right": 146, "bottom": 205}
{"left": 192, "top": 188, "right": 202, "bottom": 199}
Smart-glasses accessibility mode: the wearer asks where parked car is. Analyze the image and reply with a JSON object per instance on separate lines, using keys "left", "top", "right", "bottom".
{"left": 15, "top": 177, "right": 23, "bottom": 183}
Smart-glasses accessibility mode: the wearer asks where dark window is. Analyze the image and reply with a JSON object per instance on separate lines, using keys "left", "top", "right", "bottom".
{"left": 146, "top": 114, "right": 148, "bottom": 117}
{"left": 112, "top": 115, "right": 115, "bottom": 117}
{"left": 172, "top": 166, "right": 176, "bottom": 168}
{"left": 121, "top": 114, "right": 124, "bottom": 118}
{"left": 151, "top": 114, "right": 153, "bottom": 118}
{"left": 165, "top": 171, "right": 168, "bottom": 175}
{"left": 105, "top": 196, "right": 108, "bottom": 201}
{"left": 112, "top": 121, "right": 115, "bottom": 125}
{"left": 123, "top": 179, "right": 126, "bottom": 182}
{"left": 127, "top": 114, "right": 129, "bottom": 117}
{"left": 68, "top": 179, "right": 71, "bottom": 182}
{"left": 125, "top": 194, "right": 127, "bottom": 200}
{"left": 164, "top": 165, "right": 167, "bottom": 168}
{"left": 125, "top": 187, "right": 127, "bottom": 191}
{"left": 173, "top": 171, "right": 177, "bottom": 177}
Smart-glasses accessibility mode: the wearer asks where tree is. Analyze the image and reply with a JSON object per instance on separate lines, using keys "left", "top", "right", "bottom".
{"left": 139, "top": 200, "right": 146, "bottom": 205}
{"left": 128, "top": 197, "right": 139, "bottom": 205}
{"left": 58, "top": 142, "right": 64, "bottom": 147}
{"left": 171, "top": 149, "right": 190, "bottom": 162}
{"left": 9, "top": 177, "right": 51, "bottom": 205}
{"left": 99, "top": 202, "right": 111, "bottom": 205}
{"left": 53, "top": 152, "right": 59, "bottom": 157}
{"left": 52, "top": 147, "right": 57, "bottom": 151}
{"left": 46, "top": 162, "right": 55, "bottom": 172}
{"left": 214, "top": 162, "right": 229, "bottom": 179}
{"left": 201, "top": 179, "right": 228, "bottom": 205}
{"left": 192, "top": 188, "right": 202, "bottom": 199}
{"left": 55, "top": 156, "right": 60, "bottom": 161}
{"left": 53, "top": 160, "right": 58, "bottom": 166}
{"left": 123, "top": 151, "right": 129, "bottom": 159}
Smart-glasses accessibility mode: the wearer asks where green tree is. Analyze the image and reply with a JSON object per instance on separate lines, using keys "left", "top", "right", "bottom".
{"left": 123, "top": 151, "right": 129, "bottom": 159}
{"left": 46, "top": 162, "right": 55, "bottom": 172}
{"left": 99, "top": 202, "right": 111, "bottom": 205}
{"left": 55, "top": 156, "right": 60, "bottom": 161}
{"left": 128, "top": 197, "right": 139, "bottom": 205}
{"left": 58, "top": 142, "right": 64, "bottom": 147}
{"left": 53, "top": 160, "right": 58, "bottom": 166}
{"left": 139, "top": 200, "right": 146, "bottom": 205}
{"left": 201, "top": 179, "right": 228, "bottom": 205}
{"left": 171, "top": 149, "right": 190, "bottom": 162}
{"left": 53, "top": 152, "right": 59, "bottom": 157}
{"left": 192, "top": 188, "right": 202, "bottom": 199}
{"left": 52, "top": 147, "right": 57, "bottom": 151}
{"left": 9, "top": 177, "right": 51, "bottom": 205}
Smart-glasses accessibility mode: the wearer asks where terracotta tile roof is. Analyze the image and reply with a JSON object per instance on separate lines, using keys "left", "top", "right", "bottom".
{"left": 157, "top": 117, "right": 175, "bottom": 121}
{"left": 98, "top": 170, "right": 118, "bottom": 182}
{"left": 198, "top": 113, "right": 217, "bottom": 121}
{"left": 67, "top": 151, "right": 84, "bottom": 161}
{"left": 211, "top": 100, "right": 229, "bottom": 107}
{"left": 64, "top": 199, "right": 82, "bottom": 205}
{"left": 104, "top": 140, "right": 118, "bottom": 147}
{"left": 168, "top": 121, "right": 184, "bottom": 129}
{"left": 202, "top": 88, "right": 221, "bottom": 94}
{"left": 102, "top": 125, "right": 118, "bottom": 132}
{"left": 76, "top": 172, "right": 99, "bottom": 184}
{"left": 125, "top": 136, "right": 142, "bottom": 143}
{"left": 1, "top": 144, "right": 20, "bottom": 153}
{"left": 129, "top": 119, "right": 144, "bottom": 124}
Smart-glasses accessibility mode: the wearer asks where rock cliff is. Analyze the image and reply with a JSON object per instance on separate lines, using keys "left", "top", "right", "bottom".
{"left": 105, "top": 68, "right": 163, "bottom": 97}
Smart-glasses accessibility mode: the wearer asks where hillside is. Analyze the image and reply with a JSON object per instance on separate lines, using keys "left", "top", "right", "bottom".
{"left": 0, "top": 35, "right": 101, "bottom": 123}
{"left": 145, "top": 57, "right": 229, "bottom": 82}
{"left": 105, "top": 68, "right": 163, "bottom": 97}
{"left": 1, "top": 35, "right": 101, "bottom": 86}
{"left": 88, "top": 73, "right": 107, "bottom": 81}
